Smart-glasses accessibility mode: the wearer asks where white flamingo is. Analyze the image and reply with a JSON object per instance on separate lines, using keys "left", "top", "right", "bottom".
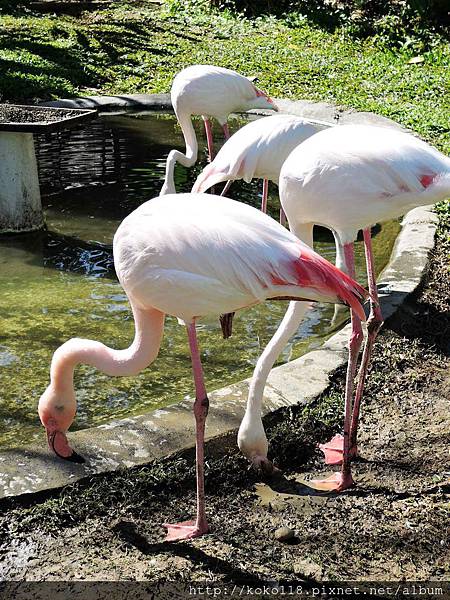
{"left": 161, "top": 65, "right": 277, "bottom": 195}
{"left": 239, "top": 124, "right": 450, "bottom": 491}
{"left": 38, "top": 193, "right": 367, "bottom": 541}
{"left": 192, "top": 113, "right": 323, "bottom": 221}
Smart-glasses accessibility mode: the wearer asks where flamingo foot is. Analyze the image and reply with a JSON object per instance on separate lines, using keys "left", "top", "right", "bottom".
{"left": 163, "top": 520, "right": 209, "bottom": 542}
{"left": 307, "top": 471, "right": 355, "bottom": 492}
{"left": 318, "top": 434, "right": 357, "bottom": 465}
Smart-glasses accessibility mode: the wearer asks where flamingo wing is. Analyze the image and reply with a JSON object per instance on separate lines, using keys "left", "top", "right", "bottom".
{"left": 114, "top": 194, "right": 367, "bottom": 321}
{"left": 192, "top": 115, "right": 322, "bottom": 193}
{"left": 280, "top": 125, "right": 450, "bottom": 234}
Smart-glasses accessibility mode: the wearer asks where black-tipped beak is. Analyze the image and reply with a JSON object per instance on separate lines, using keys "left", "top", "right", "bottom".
{"left": 61, "top": 449, "right": 85, "bottom": 464}
{"left": 47, "top": 430, "right": 86, "bottom": 464}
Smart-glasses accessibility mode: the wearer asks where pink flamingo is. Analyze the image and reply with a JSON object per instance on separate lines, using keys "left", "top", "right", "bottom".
{"left": 240, "top": 124, "right": 450, "bottom": 491}
{"left": 192, "top": 113, "right": 322, "bottom": 221}
{"left": 38, "top": 193, "right": 367, "bottom": 541}
{"left": 160, "top": 65, "right": 277, "bottom": 195}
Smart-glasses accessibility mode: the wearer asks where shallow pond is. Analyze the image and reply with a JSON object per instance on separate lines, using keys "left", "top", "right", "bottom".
{"left": 0, "top": 113, "right": 400, "bottom": 449}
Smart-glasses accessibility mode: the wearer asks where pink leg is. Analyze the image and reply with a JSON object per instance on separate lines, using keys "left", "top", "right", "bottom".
{"left": 222, "top": 122, "right": 230, "bottom": 140}
{"left": 313, "top": 242, "right": 362, "bottom": 490}
{"left": 261, "top": 179, "right": 268, "bottom": 213}
{"left": 220, "top": 179, "right": 233, "bottom": 197}
{"left": 202, "top": 116, "right": 215, "bottom": 162}
{"left": 163, "top": 322, "right": 210, "bottom": 541}
{"left": 350, "top": 228, "right": 383, "bottom": 448}
{"left": 279, "top": 207, "right": 287, "bottom": 226}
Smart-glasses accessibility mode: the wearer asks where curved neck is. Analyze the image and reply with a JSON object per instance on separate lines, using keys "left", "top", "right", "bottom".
{"left": 161, "top": 109, "right": 198, "bottom": 195}
{"left": 50, "top": 306, "right": 165, "bottom": 393}
{"left": 245, "top": 222, "right": 313, "bottom": 419}
{"left": 246, "top": 301, "right": 309, "bottom": 418}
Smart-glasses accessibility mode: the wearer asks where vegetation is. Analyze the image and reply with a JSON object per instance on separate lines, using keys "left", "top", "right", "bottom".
{"left": 212, "top": 0, "right": 449, "bottom": 44}
{"left": 0, "top": 1, "right": 448, "bottom": 151}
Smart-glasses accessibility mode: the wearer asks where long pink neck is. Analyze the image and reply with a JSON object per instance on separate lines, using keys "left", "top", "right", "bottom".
{"left": 50, "top": 305, "right": 165, "bottom": 393}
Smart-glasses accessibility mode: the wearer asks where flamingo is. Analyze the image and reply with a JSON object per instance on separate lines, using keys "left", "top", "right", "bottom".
{"left": 38, "top": 193, "right": 367, "bottom": 541}
{"left": 160, "top": 65, "right": 277, "bottom": 195}
{"left": 239, "top": 124, "right": 450, "bottom": 491}
{"left": 192, "top": 113, "right": 323, "bottom": 221}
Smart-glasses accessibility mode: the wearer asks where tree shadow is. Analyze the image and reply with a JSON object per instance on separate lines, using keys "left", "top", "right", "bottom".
{"left": 384, "top": 280, "right": 450, "bottom": 357}
{"left": 0, "top": 6, "right": 173, "bottom": 101}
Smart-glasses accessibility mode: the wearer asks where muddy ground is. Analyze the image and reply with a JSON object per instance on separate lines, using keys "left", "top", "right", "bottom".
{"left": 0, "top": 235, "right": 448, "bottom": 589}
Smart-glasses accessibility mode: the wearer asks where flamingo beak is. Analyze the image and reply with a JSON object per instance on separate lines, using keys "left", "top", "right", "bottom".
{"left": 46, "top": 429, "right": 85, "bottom": 464}
{"left": 269, "top": 98, "right": 279, "bottom": 111}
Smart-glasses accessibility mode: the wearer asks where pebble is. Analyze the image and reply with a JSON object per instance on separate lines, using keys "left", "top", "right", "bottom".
{"left": 274, "top": 526, "right": 295, "bottom": 542}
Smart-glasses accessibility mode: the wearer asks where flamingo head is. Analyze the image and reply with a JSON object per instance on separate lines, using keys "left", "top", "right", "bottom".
{"left": 237, "top": 414, "right": 278, "bottom": 475}
{"left": 38, "top": 385, "right": 84, "bottom": 464}
{"left": 251, "top": 85, "right": 278, "bottom": 112}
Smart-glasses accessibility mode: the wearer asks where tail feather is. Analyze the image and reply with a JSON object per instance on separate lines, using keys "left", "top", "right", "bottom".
{"left": 428, "top": 172, "right": 450, "bottom": 202}
{"left": 332, "top": 269, "right": 369, "bottom": 322}
{"left": 394, "top": 171, "right": 450, "bottom": 208}
{"left": 293, "top": 250, "right": 369, "bottom": 322}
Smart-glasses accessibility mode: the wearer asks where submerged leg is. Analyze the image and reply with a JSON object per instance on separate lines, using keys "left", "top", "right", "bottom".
{"left": 350, "top": 227, "right": 383, "bottom": 448}
{"left": 163, "top": 321, "right": 210, "bottom": 541}
{"left": 202, "top": 116, "right": 215, "bottom": 162}
{"left": 261, "top": 179, "right": 269, "bottom": 213}
{"left": 219, "top": 311, "right": 235, "bottom": 339}
{"left": 313, "top": 242, "right": 363, "bottom": 490}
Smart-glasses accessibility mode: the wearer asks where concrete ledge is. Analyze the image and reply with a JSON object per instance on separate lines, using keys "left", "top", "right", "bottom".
{"left": 40, "top": 93, "right": 172, "bottom": 112}
{"left": 0, "top": 96, "right": 437, "bottom": 499}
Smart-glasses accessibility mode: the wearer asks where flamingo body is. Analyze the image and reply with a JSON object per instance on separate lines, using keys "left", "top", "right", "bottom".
{"left": 161, "top": 65, "right": 277, "bottom": 195}
{"left": 192, "top": 114, "right": 322, "bottom": 192}
{"left": 171, "top": 65, "right": 275, "bottom": 125}
{"left": 39, "top": 192, "right": 367, "bottom": 539}
{"left": 114, "top": 194, "right": 367, "bottom": 322}
{"left": 280, "top": 125, "right": 450, "bottom": 243}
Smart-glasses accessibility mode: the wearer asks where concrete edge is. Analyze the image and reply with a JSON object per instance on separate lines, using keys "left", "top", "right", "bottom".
{"left": 0, "top": 99, "right": 435, "bottom": 499}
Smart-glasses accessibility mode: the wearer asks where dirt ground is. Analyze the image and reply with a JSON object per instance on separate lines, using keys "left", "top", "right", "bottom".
{"left": 0, "top": 238, "right": 448, "bottom": 588}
